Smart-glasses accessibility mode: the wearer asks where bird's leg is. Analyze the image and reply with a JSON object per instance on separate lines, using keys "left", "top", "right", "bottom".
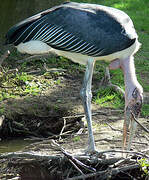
{"left": 80, "top": 59, "right": 96, "bottom": 153}
{"left": 109, "top": 56, "right": 143, "bottom": 151}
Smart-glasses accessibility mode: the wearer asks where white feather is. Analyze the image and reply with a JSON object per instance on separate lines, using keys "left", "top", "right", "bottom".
{"left": 16, "top": 38, "right": 140, "bottom": 65}
{"left": 17, "top": 40, "right": 52, "bottom": 54}
{"left": 54, "top": 39, "right": 141, "bottom": 65}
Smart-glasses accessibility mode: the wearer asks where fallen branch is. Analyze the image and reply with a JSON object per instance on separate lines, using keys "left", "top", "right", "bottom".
{"left": 144, "top": 135, "right": 149, "bottom": 141}
{"left": 62, "top": 110, "right": 108, "bottom": 120}
{"left": 95, "top": 138, "right": 148, "bottom": 145}
{"left": 0, "top": 151, "right": 60, "bottom": 160}
{"left": 141, "top": 148, "right": 149, "bottom": 153}
{"left": 105, "top": 122, "right": 122, "bottom": 132}
{"left": 98, "top": 149, "right": 149, "bottom": 158}
{"left": 68, "top": 158, "right": 85, "bottom": 179}
{"left": 65, "top": 164, "right": 140, "bottom": 180}
{"left": 51, "top": 140, "right": 96, "bottom": 173}
{"left": 12, "top": 128, "right": 42, "bottom": 137}
{"left": 59, "top": 118, "right": 67, "bottom": 141}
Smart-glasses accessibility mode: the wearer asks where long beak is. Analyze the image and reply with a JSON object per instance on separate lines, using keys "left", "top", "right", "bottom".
{"left": 123, "top": 89, "right": 143, "bottom": 151}
{"left": 123, "top": 106, "right": 131, "bottom": 149}
{"left": 123, "top": 107, "right": 138, "bottom": 151}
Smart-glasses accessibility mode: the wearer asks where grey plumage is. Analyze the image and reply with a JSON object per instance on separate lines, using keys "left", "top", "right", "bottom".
{"left": 6, "top": 2, "right": 136, "bottom": 57}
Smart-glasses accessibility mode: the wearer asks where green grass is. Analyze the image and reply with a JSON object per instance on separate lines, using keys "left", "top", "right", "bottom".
{"left": 0, "top": 71, "right": 40, "bottom": 101}
{"left": 95, "top": 87, "right": 124, "bottom": 109}
{"left": 138, "top": 158, "right": 149, "bottom": 176}
{"left": 74, "top": 0, "right": 149, "bottom": 33}
{"left": 0, "top": 55, "right": 82, "bottom": 103}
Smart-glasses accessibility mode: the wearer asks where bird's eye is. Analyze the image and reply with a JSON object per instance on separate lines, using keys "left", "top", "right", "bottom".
{"left": 136, "top": 102, "right": 140, "bottom": 106}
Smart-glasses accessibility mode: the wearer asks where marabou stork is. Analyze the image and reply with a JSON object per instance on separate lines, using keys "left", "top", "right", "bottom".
{"left": 6, "top": 2, "right": 143, "bottom": 153}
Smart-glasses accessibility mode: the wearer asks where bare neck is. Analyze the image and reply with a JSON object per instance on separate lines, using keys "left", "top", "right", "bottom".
{"left": 120, "top": 56, "right": 142, "bottom": 104}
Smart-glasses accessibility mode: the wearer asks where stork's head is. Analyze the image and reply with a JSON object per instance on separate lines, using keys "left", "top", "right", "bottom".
{"left": 126, "top": 86, "right": 143, "bottom": 114}
{"left": 125, "top": 86, "right": 143, "bottom": 123}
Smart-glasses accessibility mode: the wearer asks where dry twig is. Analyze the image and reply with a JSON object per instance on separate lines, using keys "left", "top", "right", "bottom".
{"left": 131, "top": 112, "right": 149, "bottom": 133}
{"left": 98, "top": 149, "right": 149, "bottom": 158}
{"left": 62, "top": 110, "right": 108, "bottom": 120}
{"left": 17, "top": 53, "right": 58, "bottom": 64}
{"left": 105, "top": 122, "right": 122, "bottom": 132}
{"left": 59, "top": 118, "right": 67, "bottom": 141}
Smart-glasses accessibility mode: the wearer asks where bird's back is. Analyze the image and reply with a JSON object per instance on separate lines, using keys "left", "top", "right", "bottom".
{"left": 6, "top": 2, "right": 137, "bottom": 57}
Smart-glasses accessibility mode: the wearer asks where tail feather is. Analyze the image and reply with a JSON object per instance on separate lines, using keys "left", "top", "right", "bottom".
{"left": 5, "top": 13, "right": 44, "bottom": 45}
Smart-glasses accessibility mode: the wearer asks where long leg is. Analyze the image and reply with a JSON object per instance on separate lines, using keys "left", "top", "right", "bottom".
{"left": 80, "top": 59, "right": 96, "bottom": 153}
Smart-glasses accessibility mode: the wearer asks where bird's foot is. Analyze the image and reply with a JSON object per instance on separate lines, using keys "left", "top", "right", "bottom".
{"left": 84, "top": 148, "right": 105, "bottom": 159}
{"left": 84, "top": 146, "right": 99, "bottom": 156}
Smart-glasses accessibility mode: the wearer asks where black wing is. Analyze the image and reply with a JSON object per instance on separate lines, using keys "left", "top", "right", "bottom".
{"left": 6, "top": 2, "right": 136, "bottom": 57}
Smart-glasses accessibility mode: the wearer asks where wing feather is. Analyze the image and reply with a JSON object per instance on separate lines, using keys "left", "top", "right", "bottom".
{"left": 6, "top": 2, "right": 136, "bottom": 57}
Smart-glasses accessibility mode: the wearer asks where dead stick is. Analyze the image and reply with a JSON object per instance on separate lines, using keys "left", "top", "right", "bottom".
{"left": 17, "top": 53, "right": 58, "bottom": 63}
{"left": 0, "top": 151, "right": 60, "bottom": 160}
{"left": 144, "top": 135, "right": 149, "bottom": 141}
{"left": 68, "top": 159, "right": 85, "bottom": 178}
{"left": 95, "top": 138, "right": 147, "bottom": 145}
{"left": 63, "top": 150, "right": 96, "bottom": 173}
{"left": 98, "top": 149, "right": 149, "bottom": 158}
{"left": 51, "top": 140, "right": 96, "bottom": 173}
{"left": 62, "top": 111, "right": 107, "bottom": 119}
{"left": 0, "top": 85, "right": 17, "bottom": 88}
{"left": 141, "top": 148, "right": 149, "bottom": 153}
{"left": 106, "top": 122, "right": 122, "bottom": 132}
{"left": 59, "top": 118, "right": 66, "bottom": 141}
{"left": 131, "top": 112, "right": 149, "bottom": 133}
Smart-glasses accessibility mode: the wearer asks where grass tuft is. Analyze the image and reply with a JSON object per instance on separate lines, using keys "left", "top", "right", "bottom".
{"left": 95, "top": 87, "right": 124, "bottom": 109}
